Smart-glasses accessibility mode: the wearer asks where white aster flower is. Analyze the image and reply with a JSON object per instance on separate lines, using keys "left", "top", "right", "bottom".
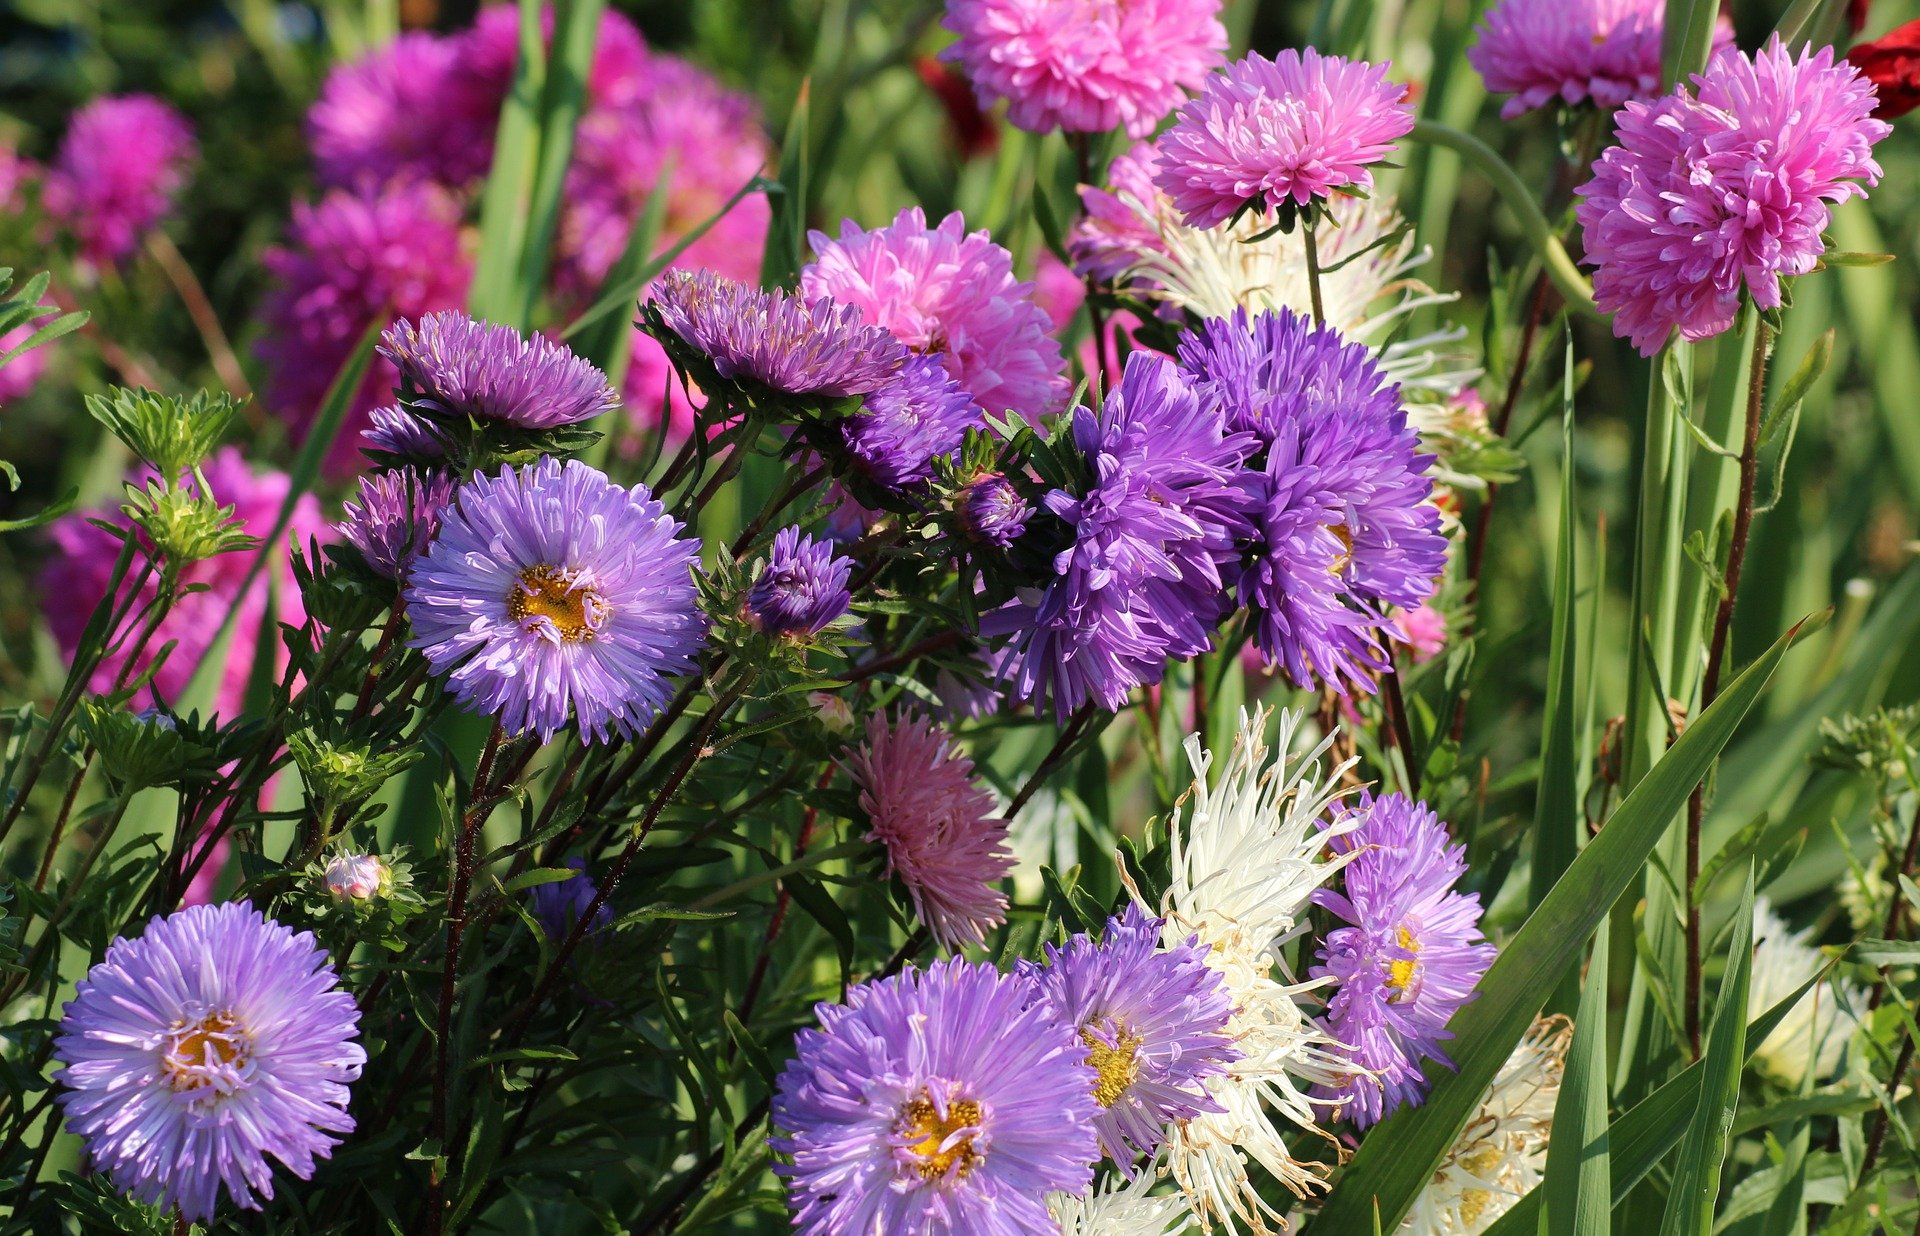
{"left": 1749, "top": 896, "right": 1867, "bottom": 1088}
{"left": 1404, "top": 1017, "right": 1569, "bottom": 1236}
{"left": 1052, "top": 1164, "right": 1196, "bottom": 1236}
{"left": 1144, "top": 707, "right": 1359, "bottom": 1233}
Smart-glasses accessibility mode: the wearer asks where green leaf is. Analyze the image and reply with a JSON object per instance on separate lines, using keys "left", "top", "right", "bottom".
{"left": 1543, "top": 921, "right": 1610, "bottom": 1235}
{"left": 1662, "top": 0, "right": 1720, "bottom": 86}
{"left": 1306, "top": 616, "right": 1814, "bottom": 1235}
{"left": 468, "top": 0, "right": 547, "bottom": 325}
{"left": 1531, "top": 345, "right": 1581, "bottom": 913}
{"left": 510, "top": 0, "right": 604, "bottom": 326}
{"left": 1853, "top": 938, "right": 1920, "bottom": 966}
{"left": 0, "top": 487, "right": 78, "bottom": 533}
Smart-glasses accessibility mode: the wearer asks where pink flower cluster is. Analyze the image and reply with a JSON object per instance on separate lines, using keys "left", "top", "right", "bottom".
{"left": 1469, "top": 0, "right": 1668, "bottom": 120}
{"left": 44, "top": 95, "right": 196, "bottom": 268}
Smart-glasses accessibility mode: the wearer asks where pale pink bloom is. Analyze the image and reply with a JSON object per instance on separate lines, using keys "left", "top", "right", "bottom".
{"left": 1394, "top": 603, "right": 1448, "bottom": 663}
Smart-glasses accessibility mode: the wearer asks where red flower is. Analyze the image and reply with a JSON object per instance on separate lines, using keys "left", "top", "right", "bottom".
{"left": 1849, "top": 19, "right": 1920, "bottom": 118}
{"left": 914, "top": 55, "right": 998, "bottom": 159}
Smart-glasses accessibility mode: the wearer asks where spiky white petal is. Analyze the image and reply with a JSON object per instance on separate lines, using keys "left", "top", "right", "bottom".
{"left": 1749, "top": 896, "right": 1866, "bottom": 1087}
{"left": 1051, "top": 1164, "right": 1197, "bottom": 1236}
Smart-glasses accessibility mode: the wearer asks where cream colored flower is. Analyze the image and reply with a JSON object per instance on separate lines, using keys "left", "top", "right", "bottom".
{"left": 1749, "top": 895, "right": 1867, "bottom": 1088}
{"left": 1052, "top": 1165, "right": 1197, "bottom": 1236}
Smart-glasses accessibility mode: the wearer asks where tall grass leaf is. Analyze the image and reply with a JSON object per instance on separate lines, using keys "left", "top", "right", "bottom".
{"left": 1662, "top": 0, "right": 1720, "bottom": 86}
{"left": 1531, "top": 343, "right": 1580, "bottom": 913}
{"left": 1544, "top": 922, "right": 1611, "bottom": 1235}
{"left": 1656, "top": 869, "right": 1754, "bottom": 1236}
{"left": 468, "top": 0, "right": 548, "bottom": 326}
{"left": 511, "top": 0, "right": 604, "bottom": 326}
{"left": 761, "top": 81, "right": 811, "bottom": 291}
{"left": 1306, "top": 616, "right": 1814, "bottom": 1234}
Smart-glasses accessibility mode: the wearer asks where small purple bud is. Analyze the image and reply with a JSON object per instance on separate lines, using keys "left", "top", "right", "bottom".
{"left": 958, "top": 474, "right": 1030, "bottom": 547}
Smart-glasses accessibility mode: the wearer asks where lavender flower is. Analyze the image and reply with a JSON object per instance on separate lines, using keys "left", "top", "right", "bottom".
{"left": 361, "top": 404, "right": 446, "bottom": 462}
{"left": 405, "top": 458, "right": 707, "bottom": 743}
{"left": 1311, "top": 792, "right": 1495, "bottom": 1127}
{"left": 746, "top": 527, "right": 853, "bottom": 637}
{"left": 957, "top": 473, "right": 1031, "bottom": 547}
{"left": 841, "top": 355, "right": 983, "bottom": 489}
{"left": 380, "top": 312, "right": 618, "bottom": 429}
{"left": 1020, "top": 904, "right": 1239, "bottom": 1167}
{"left": 53, "top": 903, "right": 364, "bottom": 1223}
{"left": 45, "top": 95, "right": 196, "bottom": 268}
{"left": 529, "top": 858, "right": 614, "bottom": 941}
{"left": 772, "top": 958, "right": 1100, "bottom": 1234}
{"left": 648, "top": 269, "right": 908, "bottom": 400}
{"left": 339, "top": 468, "right": 457, "bottom": 580}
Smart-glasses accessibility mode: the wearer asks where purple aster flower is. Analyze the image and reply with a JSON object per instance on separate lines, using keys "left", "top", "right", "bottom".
{"left": 772, "top": 958, "right": 1100, "bottom": 1235}
{"left": 983, "top": 351, "right": 1254, "bottom": 717}
{"left": 746, "top": 526, "right": 853, "bottom": 636}
{"left": 405, "top": 457, "right": 707, "bottom": 743}
{"left": 53, "top": 903, "right": 364, "bottom": 1223}
{"left": 939, "top": 0, "right": 1227, "bottom": 139}
{"left": 800, "top": 208, "right": 1069, "bottom": 417}
{"left": 648, "top": 269, "right": 908, "bottom": 400}
{"left": 1310, "top": 792, "right": 1495, "bottom": 1128}
{"left": 308, "top": 33, "right": 493, "bottom": 189}
{"left": 45, "top": 95, "right": 196, "bottom": 268}
{"left": 528, "top": 858, "right": 613, "bottom": 940}
{"left": 380, "top": 312, "right": 617, "bottom": 429}
{"left": 1019, "top": 904, "right": 1239, "bottom": 1168}
{"left": 1070, "top": 142, "right": 1169, "bottom": 286}
{"left": 1576, "top": 38, "right": 1890, "bottom": 356}
{"left": 260, "top": 180, "right": 472, "bottom": 473}
{"left": 1178, "top": 308, "right": 1445, "bottom": 692}
{"left": 1155, "top": 49, "right": 1415, "bottom": 229}
{"left": 361, "top": 404, "right": 446, "bottom": 462}
{"left": 339, "top": 467, "right": 457, "bottom": 580}
{"left": 957, "top": 473, "right": 1031, "bottom": 547}
{"left": 842, "top": 355, "right": 984, "bottom": 489}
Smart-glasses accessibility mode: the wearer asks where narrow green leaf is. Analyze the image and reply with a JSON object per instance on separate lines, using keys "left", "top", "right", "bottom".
{"left": 0, "top": 487, "right": 78, "bottom": 533}
{"left": 468, "top": 0, "right": 547, "bottom": 325}
{"left": 1307, "top": 616, "right": 1815, "bottom": 1234}
{"left": 760, "top": 81, "right": 811, "bottom": 291}
{"left": 1544, "top": 921, "right": 1610, "bottom": 1235}
{"left": 511, "top": 0, "right": 604, "bottom": 326}
{"left": 1657, "top": 870, "right": 1753, "bottom": 1236}
{"left": 1662, "top": 0, "right": 1719, "bottom": 86}
{"left": 1531, "top": 344, "right": 1580, "bottom": 912}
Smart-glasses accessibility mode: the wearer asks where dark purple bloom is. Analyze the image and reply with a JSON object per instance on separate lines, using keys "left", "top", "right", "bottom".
{"left": 1178, "top": 308, "right": 1445, "bottom": 693}
{"left": 842, "top": 355, "right": 984, "bottom": 489}
{"left": 529, "top": 858, "right": 613, "bottom": 941}
{"left": 984, "top": 351, "right": 1254, "bottom": 717}
{"left": 361, "top": 404, "right": 446, "bottom": 461}
{"left": 957, "top": 473, "right": 1031, "bottom": 547}
{"left": 53, "top": 903, "right": 364, "bottom": 1223}
{"left": 648, "top": 269, "right": 908, "bottom": 400}
{"left": 772, "top": 958, "right": 1099, "bottom": 1234}
{"left": 1019, "top": 904, "right": 1239, "bottom": 1168}
{"left": 1311, "top": 792, "right": 1495, "bottom": 1127}
{"left": 380, "top": 312, "right": 618, "bottom": 429}
{"left": 746, "top": 527, "right": 853, "bottom": 637}
{"left": 339, "top": 468, "right": 457, "bottom": 580}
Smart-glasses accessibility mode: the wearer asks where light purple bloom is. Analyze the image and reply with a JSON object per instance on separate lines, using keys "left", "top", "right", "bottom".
{"left": 361, "top": 404, "right": 446, "bottom": 462}
{"left": 1155, "top": 49, "right": 1414, "bottom": 229}
{"left": 1178, "top": 308, "right": 1444, "bottom": 693}
{"left": 648, "top": 269, "right": 908, "bottom": 400}
{"left": 1070, "top": 142, "right": 1169, "bottom": 286}
{"left": 747, "top": 527, "right": 853, "bottom": 637}
{"left": 1575, "top": 38, "right": 1890, "bottom": 356}
{"left": 45, "top": 95, "right": 196, "bottom": 267}
{"left": 957, "top": 473, "right": 1031, "bottom": 547}
{"left": 1311, "top": 792, "right": 1495, "bottom": 1127}
{"left": 380, "top": 312, "right": 617, "bottom": 429}
{"left": 405, "top": 458, "right": 707, "bottom": 744}
{"left": 53, "top": 903, "right": 364, "bottom": 1223}
{"left": 772, "top": 958, "right": 1099, "bottom": 1235}
{"left": 842, "top": 355, "right": 984, "bottom": 489}
{"left": 339, "top": 467, "right": 457, "bottom": 581}
{"left": 1019, "top": 904, "right": 1238, "bottom": 1168}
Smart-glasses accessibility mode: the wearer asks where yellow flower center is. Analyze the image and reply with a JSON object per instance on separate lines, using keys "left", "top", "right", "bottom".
{"left": 1081, "top": 1024, "right": 1143, "bottom": 1108}
{"left": 507, "top": 565, "right": 607, "bottom": 643}
{"left": 159, "top": 1009, "right": 251, "bottom": 1092}
{"left": 1386, "top": 924, "right": 1421, "bottom": 993}
{"left": 896, "top": 1093, "right": 984, "bottom": 1181}
{"left": 1329, "top": 522, "right": 1355, "bottom": 576}
{"left": 1455, "top": 1145, "right": 1506, "bottom": 1226}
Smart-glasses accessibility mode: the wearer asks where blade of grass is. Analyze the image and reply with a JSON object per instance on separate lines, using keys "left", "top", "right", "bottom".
{"left": 468, "top": 0, "right": 548, "bottom": 326}
{"left": 511, "top": 0, "right": 604, "bottom": 327}
{"left": 1544, "top": 921, "right": 1611, "bottom": 1235}
{"left": 1531, "top": 342, "right": 1580, "bottom": 914}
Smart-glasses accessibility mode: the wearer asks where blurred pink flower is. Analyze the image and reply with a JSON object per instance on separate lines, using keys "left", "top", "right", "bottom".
{"left": 0, "top": 323, "right": 51, "bottom": 405}
{"left": 1394, "top": 603, "right": 1448, "bottom": 663}
{"left": 1469, "top": 0, "right": 1668, "bottom": 120}
{"left": 308, "top": 32, "right": 493, "bottom": 190}
{"left": 44, "top": 95, "right": 196, "bottom": 267}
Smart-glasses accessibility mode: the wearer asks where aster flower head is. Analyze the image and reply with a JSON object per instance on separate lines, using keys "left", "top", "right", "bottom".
{"left": 405, "top": 458, "right": 707, "bottom": 744}
{"left": 1469, "top": 0, "right": 1669, "bottom": 119}
{"left": 939, "top": 0, "right": 1227, "bottom": 138}
{"left": 957, "top": 472, "right": 1032, "bottom": 547}
{"left": 841, "top": 354, "right": 984, "bottom": 489}
{"left": 984, "top": 351, "right": 1255, "bottom": 718}
{"left": 380, "top": 312, "right": 617, "bottom": 429}
{"left": 845, "top": 711, "right": 1015, "bottom": 950}
{"left": 1155, "top": 49, "right": 1414, "bottom": 230}
{"left": 1748, "top": 896, "right": 1866, "bottom": 1087}
{"left": 361, "top": 404, "right": 447, "bottom": 463}
{"left": 308, "top": 33, "right": 492, "bottom": 189}
{"left": 529, "top": 858, "right": 614, "bottom": 941}
{"left": 773, "top": 957, "right": 1099, "bottom": 1235}
{"left": 1179, "top": 307, "right": 1445, "bottom": 693}
{"left": 647, "top": 269, "right": 908, "bottom": 402}
{"left": 1575, "top": 37, "right": 1890, "bottom": 356}
{"left": 1050, "top": 1166, "right": 1196, "bottom": 1236}
{"left": 1311, "top": 792, "right": 1495, "bottom": 1127}
{"left": 746, "top": 526, "right": 854, "bottom": 637}
{"left": 1019, "top": 903, "right": 1240, "bottom": 1167}
{"left": 53, "top": 903, "right": 365, "bottom": 1223}
{"left": 339, "top": 468, "right": 457, "bottom": 581}
{"left": 800, "top": 207, "right": 1068, "bottom": 417}
{"left": 45, "top": 94, "right": 196, "bottom": 268}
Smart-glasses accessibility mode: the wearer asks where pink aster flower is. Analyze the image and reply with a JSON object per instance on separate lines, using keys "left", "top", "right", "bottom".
{"left": 1469, "top": 0, "right": 1667, "bottom": 120}
{"left": 1393, "top": 603, "right": 1448, "bottom": 663}
{"left": 1070, "top": 141, "right": 1169, "bottom": 285}
{"left": 44, "top": 95, "right": 196, "bottom": 268}
{"left": 0, "top": 322, "right": 51, "bottom": 405}
{"left": 799, "top": 207, "right": 1067, "bottom": 417}
{"left": 39, "top": 447, "right": 330, "bottom": 720}
{"left": 1575, "top": 38, "right": 1891, "bottom": 356}
{"left": 1155, "top": 49, "right": 1414, "bottom": 230}
{"left": 939, "top": 0, "right": 1227, "bottom": 138}
{"left": 844, "top": 712, "right": 1015, "bottom": 951}
{"left": 0, "top": 142, "right": 37, "bottom": 212}
{"left": 258, "top": 180, "right": 472, "bottom": 471}
{"left": 308, "top": 32, "right": 496, "bottom": 190}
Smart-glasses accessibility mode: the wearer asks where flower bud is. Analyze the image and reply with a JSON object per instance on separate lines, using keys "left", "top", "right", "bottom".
{"left": 809, "top": 691, "right": 855, "bottom": 734}
{"left": 324, "top": 853, "right": 388, "bottom": 901}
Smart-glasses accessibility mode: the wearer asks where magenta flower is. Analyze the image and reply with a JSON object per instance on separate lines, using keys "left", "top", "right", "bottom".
{"left": 801, "top": 207, "right": 1067, "bottom": 418}
{"left": 44, "top": 95, "right": 196, "bottom": 268}
{"left": 1576, "top": 38, "right": 1891, "bottom": 356}
{"left": 939, "top": 0, "right": 1228, "bottom": 138}
{"left": 0, "top": 322, "right": 51, "bottom": 405}
{"left": 845, "top": 712, "right": 1015, "bottom": 951}
{"left": 308, "top": 33, "right": 493, "bottom": 189}
{"left": 1069, "top": 142, "right": 1169, "bottom": 286}
{"left": 1155, "top": 49, "right": 1414, "bottom": 229}
{"left": 40, "top": 448, "right": 328, "bottom": 720}
{"left": 1469, "top": 0, "right": 1669, "bottom": 119}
